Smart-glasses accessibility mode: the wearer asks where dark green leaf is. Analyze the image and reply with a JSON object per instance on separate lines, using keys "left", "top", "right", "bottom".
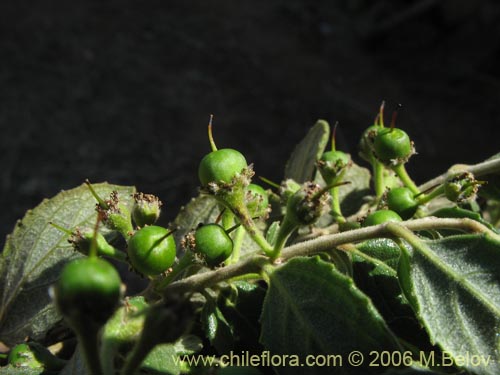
{"left": 218, "top": 281, "right": 266, "bottom": 353}
{"left": 400, "top": 233, "right": 500, "bottom": 375}
{"left": 338, "top": 162, "right": 371, "bottom": 216}
{"left": 284, "top": 119, "right": 330, "bottom": 183}
{"left": 354, "top": 238, "right": 401, "bottom": 276}
{"left": 173, "top": 335, "right": 203, "bottom": 356}
{"left": 142, "top": 344, "right": 180, "bottom": 375}
{"left": 260, "top": 256, "right": 401, "bottom": 375}
{"left": 201, "top": 297, "right": 234, "bottom": 354}
{"left": 0, "top": 183, "right": 135, "bottom": 346}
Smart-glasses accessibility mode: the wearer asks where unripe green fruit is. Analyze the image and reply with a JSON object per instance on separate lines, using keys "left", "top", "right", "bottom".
{"left": 246, "top": 183, "right": 269, "bottom": 217}
{"left": 318, "top": 150, "right": 350, "bottom": 183}
{"left": 387, "top": 187, "right": 418, "bottom": 219}
{"left": 362, "top": 209, "right": 403, "bottom": 227}
{"left": 132, "top": 193, "right": 162, "bottom": 227}
{"left": 55, "top": 257, "right": 121, "bottom": 326}
{"left": 127, "top": 225, "right": 176, "bottom": 276}
{"left": 194, "top": 224, "right": 233, "bottom": 267}
{"left": 198, "top": 148, "right": 248, "bottom": 186}
{"left": 373, "top": 128, "right": 412, "bottom": 164}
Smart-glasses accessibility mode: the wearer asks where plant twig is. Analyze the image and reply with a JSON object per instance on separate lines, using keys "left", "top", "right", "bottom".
{"left": 419, "top": 157, "right": 500, "bottom": 192}
{"left": 162, "top": 217, "right": 497, "bottom": 296}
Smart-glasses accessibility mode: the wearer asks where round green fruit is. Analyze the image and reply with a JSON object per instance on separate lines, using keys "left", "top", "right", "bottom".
{"left": 362, "top": 209, "right": 403, "bottom": 227}
{"left": 373, "top": 128, "right": 412, "bottom": 164}
{"left": 198, "top": 148, "right": 248, "bottom": 186}
{"left": 127, "top": 225, "right": 176, "bottom": 276}
{"left": 386, "top": 187, "right": 418, "bottom": 219}
{"left": 54, "top": 257, "right": 121, "bottom": 325}
{"left": 194, "top": 224, "right": 233, "bottom": 267}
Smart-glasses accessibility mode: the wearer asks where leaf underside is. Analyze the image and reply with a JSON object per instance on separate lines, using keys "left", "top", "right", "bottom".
{"left": 260, "top": 257, "right": 400, "bottom": 375}
{"left": 0, "top": 183, "right": 135, "bottom": 346}
{"left": 284, "top": 119, "right": 330, "bottom": 183}
{"left": 405, "top": 234, "right": 500, "bottom": 375}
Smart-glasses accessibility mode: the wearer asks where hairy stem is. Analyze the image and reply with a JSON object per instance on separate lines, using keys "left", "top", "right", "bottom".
{"left": 419, "top": 156, "right": 500, "bottom": 192}
{"left": 162, "top": 217, "right": 496, "bottom": 296}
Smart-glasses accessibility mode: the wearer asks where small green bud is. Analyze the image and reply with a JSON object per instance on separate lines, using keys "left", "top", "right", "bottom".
{"left": 317, "top": 150, "right": 351, "bottom": 184}
{"left": 286, "top": 183, "right": 329, "bottom": 226}
{"left": 97, "top": 191, "right": 134, "bottom": 237}
{"left": 444, "top": 172, "right": 481, "bottom": 203}
{"left": 245, "top": 184, "right": 270, "bottom": 218}
{"left": 132, "top": 192, "right": 162, "bottom": 227}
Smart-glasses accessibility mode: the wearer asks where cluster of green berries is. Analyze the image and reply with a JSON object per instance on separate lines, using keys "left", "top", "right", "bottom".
{"left": 46, "top": 110, "right": 484, "bottom": 375}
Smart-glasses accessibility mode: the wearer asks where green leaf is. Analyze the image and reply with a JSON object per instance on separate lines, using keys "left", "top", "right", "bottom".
{"left": 338, "top": 162, "right": 371, "bottom": 216}
{"left": 260, "top": 256, "right": 401, "bottom": 375}
{"left": 142, "top": 344, "right": 180, "bottom": 375}
{"left": 399, "top": 232, "right": 500, "bottom": 375}
{"left": 172, "top": 194, "right": 220, "bottom": 248}
{"left": 284, "top": 119, "right": 330, "bottom": 183}
{"left": 173, "top": 335, "right": 203, "bottom": 356}
{"left": 218, "top": 281, "right": 267, "bottom": 353}
{"left": 265, "top": 221, "right": 280, "bottom": 247}
{"left": 0, "top": 183, "right": 135, "bottom": 346}
{"left": 201, "top": 296, "right": 234, "bottom": 354}
{"left": 353, "top": 238, "right": 401, "bottom": 276}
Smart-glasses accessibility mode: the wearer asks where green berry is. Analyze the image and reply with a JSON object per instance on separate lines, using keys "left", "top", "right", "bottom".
{"left": 246, "top": 183, "right": 269, "bottom": 217}
{"left": 198, "top": 148, "right": 248, "bottom": 186}
{"left": 362, "top": 209, "right": 403, "bottom": 227}
{"left": 386, "top": 187, "right": 418, "bottom": 219}
{"left": 132, "top": 192, "right": 162, "bottom": 227}
{"left": 54, "top": 257, "right": 122, "bottom": 326}
{"left": 373, "top": 128, "right": 412, "bottom": 165}
{"left": 194, "top": 224, "right": 233, "bottom": 267}
{"left": 318, "top": 150, "right": 351, "bottom": 183}
{"left": 127, "top": 225, "right": 176, "bottom": 276}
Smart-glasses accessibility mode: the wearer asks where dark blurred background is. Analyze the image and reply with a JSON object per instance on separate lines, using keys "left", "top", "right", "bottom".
{"left": 1, "top": 0, "right": 500, "bottom": 246}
